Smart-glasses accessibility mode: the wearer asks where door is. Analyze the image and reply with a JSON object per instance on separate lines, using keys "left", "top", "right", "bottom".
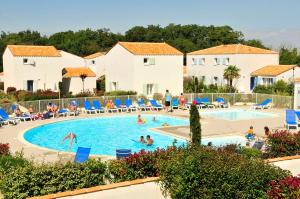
{"left": 27, "top": 80, "right": 33, "bottom": 92}
{"left": 250, "top": 77, "right": 255, "bottom": 90}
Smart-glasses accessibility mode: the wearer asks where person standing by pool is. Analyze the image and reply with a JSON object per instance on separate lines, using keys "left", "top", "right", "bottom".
{"left": 61, "top": 132, "right": 77, "bottom": 152}
{"left": 164, "top": 89, "right": 172, "bottom": 112}
{"left": 146, "top": 135, "right": 154, "bottom": 146}
{"left": 179, "top": 93, "right": 186, "bottom": 110}
{"left": 245, "top": 126, "right": 255, "bottom": 140}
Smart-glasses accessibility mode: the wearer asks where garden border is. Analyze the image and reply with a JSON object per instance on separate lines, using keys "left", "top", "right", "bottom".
{"left": 28, "top": 177, "right": 160, "bottom": 199}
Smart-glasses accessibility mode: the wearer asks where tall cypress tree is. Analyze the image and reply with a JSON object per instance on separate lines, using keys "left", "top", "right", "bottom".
{"left": 189, "top": 105, "right": 201, "bottom": 145}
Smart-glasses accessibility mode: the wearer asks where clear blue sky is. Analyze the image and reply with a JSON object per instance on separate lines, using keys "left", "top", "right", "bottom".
{"left": 1, "top": 0, "right": 300, "bottom": 49}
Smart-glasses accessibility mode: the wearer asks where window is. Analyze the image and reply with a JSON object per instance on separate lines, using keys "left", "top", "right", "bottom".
{"left": 146, "top": 84, "right": 154, "bottom": 95}
{"left": 214, "top": 58, "right": 221, "bottom": 65}
{"left": 27, "top": 80, "right": 33, "bottom": 92}
{"left": 262, "top": 78, "right": 274, "bottom": 86}
{"left": 198, "top": 58, "right": 205, "bottom": 65}
{"left": 91, "top": 60, "right": 96, "bottom": 65}
{"left": 192, "top": 58, "right": 197, "bottom": 65}
{"left": 200, "top": 76, "right": 206, "bottom": 81}
{"left": 213, "top": 77, "right": 219, "bottom": 85}
{"left": 144, "top": 58, "right": 150, "bottom": 65}
{"left": 23, "top": 58, "right": 28, "bottom": 64}
{"left": 223, "top": 58, "right": 229, "bottom": 65}
{"left": 112, "top": 82, "right": 118, "bottom": 91}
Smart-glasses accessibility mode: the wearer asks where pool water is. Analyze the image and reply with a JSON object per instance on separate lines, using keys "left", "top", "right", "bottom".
{"left": 24, "top": 115, "right": 248, "bottom": 156}
{"left": 201, "top": 109, "right": 276, "bottom": 121}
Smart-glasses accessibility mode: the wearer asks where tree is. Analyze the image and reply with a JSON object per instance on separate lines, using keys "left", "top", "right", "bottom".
{"left": 279, "top": 47, "right": 300, "bottom": 65}
{"left": 80, "top": 74, "right": 87, "bottom": 92}
{"left": 223, "top": 65, "right": 240, "bottom": 91}
{"left": 189, "top": 105, "right": 201, "bottom": 145}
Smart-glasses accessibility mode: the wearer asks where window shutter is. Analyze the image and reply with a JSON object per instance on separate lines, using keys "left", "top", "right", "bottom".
{"left": 154, "top": 84, "right": 159, "bottom": 93}
{"left": 149, "top": 58, "right": 155, "bottom": 65}
{"left": 143, "top": 84, "right": 147, "bottom": 95}
{"left": 23, "top": 80, "right": 27, "bottom": 90}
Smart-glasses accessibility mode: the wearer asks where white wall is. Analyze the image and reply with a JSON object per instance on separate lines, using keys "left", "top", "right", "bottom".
{"left": 3, "top": 48, "right": 62, "bottom": 92}
{"left": 85, "top": 56, "right": 106, "bottom": 77}
{"left": 276, "top": 68, "right": 300, "bottom": 82}
{"left": 187, "top": 53, "right": 279, "bottom": 92}
{"left": 62, "top": 77, "right": 96, "bottom": 94}
{"left": 105, "top": 43, "right": 183, "bottom": 96}
{"left": 60, "top": 50, "right": 85, "bottom": 68}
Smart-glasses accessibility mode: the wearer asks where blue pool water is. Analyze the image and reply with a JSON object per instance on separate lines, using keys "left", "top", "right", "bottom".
{"left": 200, "top": 109, "right": 276, "bottom": 121}
{"left": 24, "top": 115, "right": 247, "bottom": 156}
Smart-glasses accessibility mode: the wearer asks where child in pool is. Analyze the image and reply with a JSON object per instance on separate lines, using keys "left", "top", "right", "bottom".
{"left": 137, "top": 114, "right": 145, "bottom": 124}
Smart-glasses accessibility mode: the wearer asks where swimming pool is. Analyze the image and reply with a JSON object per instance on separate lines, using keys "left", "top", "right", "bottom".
{"left": 200, "top": 109, "right": 276, "bottom": 121}
{"left": 23, "top": 115, "right": 247, "bottom": 156}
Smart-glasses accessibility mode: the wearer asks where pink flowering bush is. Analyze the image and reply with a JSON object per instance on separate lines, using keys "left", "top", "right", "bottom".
{"left": 268, "top": 175, "right": 300, "bottom": 198}
{"left": 265, "top": 130, "right": 300, "bottom": 158}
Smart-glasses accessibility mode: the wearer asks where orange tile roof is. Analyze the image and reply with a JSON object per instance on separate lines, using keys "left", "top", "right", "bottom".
{"left": 7, "top": 45, "right": 61, "bottom": 57}
{"left": 84, "top": 52, "right": 104, "bottom": 59}
{"left": 251, "top": 65, "right": 295, "bottom": 77}
{"left": 188, "top": 44, "right": 278, "bottom": 55}
{"left": 118, "top": 42, "right": 183, "bottom": 55}
{"left": 62, "top": 67, "right": 96, "bottom": 78}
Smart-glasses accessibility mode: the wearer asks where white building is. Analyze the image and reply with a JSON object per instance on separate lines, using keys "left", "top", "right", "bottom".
{"left": 105, "top": 42, "right": 184, "bottom": 96}
{"left": 187, "top": 44, "right": 279, "bottom": 92}
{"left": 2, "top": 45, "right": 96, "bottom": 94}
{"left": 251, "top": 65, "right": 299, "bottom": 86}
{"left": 84, "top": 52, "right": 106, "bottom": 77}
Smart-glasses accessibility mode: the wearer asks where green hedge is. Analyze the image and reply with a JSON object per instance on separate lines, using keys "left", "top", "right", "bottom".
{"left": 159, "top": 146, "right": 289, "bottom": 199}
{"left": 0, "top": 159, "right": 106, "bottom": 199}
{"left": 104, "top": 90, "right": 137, "bottom": 96}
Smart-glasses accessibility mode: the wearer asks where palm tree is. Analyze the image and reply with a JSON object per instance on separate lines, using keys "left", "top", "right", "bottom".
{"left": 223, "top": 65, "right": 240, "bottom": 91}
{"left": 80, "top": 73, "right": 87, "bottom": 92}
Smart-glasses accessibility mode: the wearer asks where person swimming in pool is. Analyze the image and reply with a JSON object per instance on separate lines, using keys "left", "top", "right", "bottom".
{"left": 146, "top": 135, "right": 153, "bottom": 146}
{"left": 140, "top": 136, "right": 146, "bottom": 143}
{"left": 137, "top": 114, "right": 145, "bottom": 124}
{"left": 61, "top": 132, "right": 77, "bottom": 152}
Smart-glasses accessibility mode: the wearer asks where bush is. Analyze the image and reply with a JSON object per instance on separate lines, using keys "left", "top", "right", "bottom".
{"left": 6, "top": 87, "right": 16, "bottom": 94}
{"left": 253, "top": 80, "right": 293, "bottom": 96}
{"left": 265, "top": 130, "right": 300, "bottom": 158}
{"left": 0, "top": 159, "right": 106, "bottom": 199}
{"left": 0, "top": 143, "right": 10, "bottom": 156}
{"left": 153, "top": 93, "right": 163, "bottom": 101}
{"left": 159, "top": 146, "right": 289, "bottom": 199}
{"left": 239, "top": 147, "right": 262, "bottom": 159}
{"left": 107, "top": 148, "right": 176, "bottom": 183}
{"left": 104, "top": 90, "right": 137, "bottom": 96}
{"left": 267, "top": 176, "right": 300, "bottom": 198}
{"left": 74, "top": 91, "right": 94, "bottom": 97}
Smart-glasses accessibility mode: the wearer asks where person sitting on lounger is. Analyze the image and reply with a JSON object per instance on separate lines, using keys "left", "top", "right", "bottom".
{"left": 14, "top": 105, "right": 22, "bottom": 117}
{"left": 70, "top": 101, "right": 77, "bottom": 112}
{"left": 245, "top": 126, "right": 255, "bottom": 140}
{"left": 140, "top": 136, "right": 146, "bottom": 143}
{"left": 61, "top": 132, "right": 77, "bottom": 152}
{"left": 146, "top": 135, "right": 153, "bottom": 146}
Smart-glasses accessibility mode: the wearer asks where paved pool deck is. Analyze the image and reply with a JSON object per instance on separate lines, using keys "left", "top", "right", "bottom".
{"left": 0, "top": 106, "right": 286, "bottom": 163}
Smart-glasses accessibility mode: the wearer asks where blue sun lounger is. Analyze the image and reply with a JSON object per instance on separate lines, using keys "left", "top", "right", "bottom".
{"left": 253, "top": 98, "right": 272, "bottom": 109}
{"left": 11, "top": 104, "right": 32, "bottom": 121}
{"left": 125, "top": 99, "right": 137, "bottom": 112}
{"left": 216, "top": 97, "right": 228, "bottom": 108}
{"left": 0, "top": 108, "right": 18, "bottom": 125}
{"left": 137, "top": 99, "right": 150, "bottom": 111}
{"left": 114, "top": 99, "right": 127, "bottom": 112}
{"left": 83, "top": 101, "right": 97, "bottom": 114}
{"left": 285, "top": 109, "right": 298, "bottom": 130}
{"left": 74, "top": 147, "right": 91, "bottom": 163}
{"left": 116, "top": 149, "right": 131, "bottom": 160}
{"left": 92, "top": 100, "right": 105, "bottom": 113}
{"left": 201, "top": 97, "right": 215, "bottom": 109}
{"left": 150, "top": 100, "right": 163, "bottom": 110}
{"left": 171, "top": 98, "right": 179, "bottom": 109}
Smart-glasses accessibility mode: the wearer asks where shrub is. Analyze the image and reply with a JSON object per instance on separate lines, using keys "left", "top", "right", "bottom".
{"left": 239, "top": 147, "right": 262, "bottom": 159}
{"left": 0, "top": 143, "right": 10, "bottom": 156}
{"left": 107, "top": 148, "right": 176, "bottom": 183}
{"left": 189, "top": 105, "right": 201, "bottom": 145}
{"left": 0, "top": 159, "right": 106, "bottom": 199}
{"left": 153, "top": 93, "right": 163, "bottom": 101}
{"left": 159, "top": 146, "right": 289, "bottom": 199}
{"left": 265, "top": 130, "right": 300, "bottom": 158}
{"left": 104, "top": 90, "right": 137, "bottom": 96}
{"left": 6, "top": 87, "right": 16, "bottom": 94}
{"left": 267, "top": 176, "right": 300, "bottom": 198}
{"left": 74, "top": 91, "right": 94, "bottom": 97}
